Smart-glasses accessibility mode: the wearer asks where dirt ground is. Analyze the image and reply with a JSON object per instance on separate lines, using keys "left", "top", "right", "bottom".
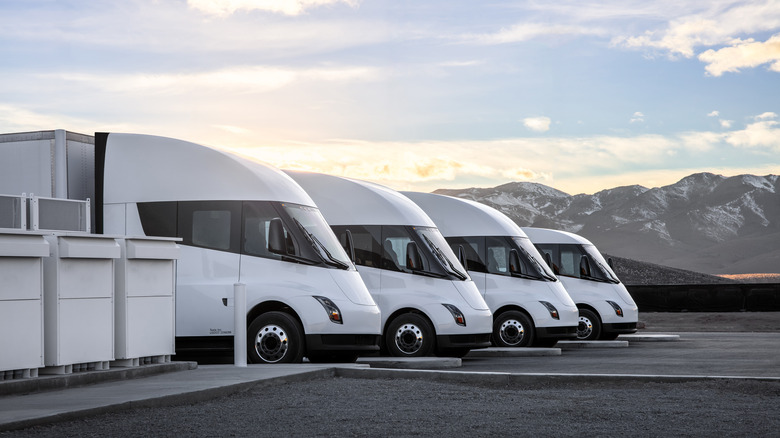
{"left": 639, "top": 312, "right": 780, "bottom": 332}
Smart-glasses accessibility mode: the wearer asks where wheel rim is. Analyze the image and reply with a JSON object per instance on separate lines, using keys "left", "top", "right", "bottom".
{"left": 577, "top": 315, "right": 593, "bottom": 339}
{"left": 394, "top": 323, "right": 424, "bottom": 354}
{"left": 254, "top": 324, "right": 289, "bottom": 363}
{"left": 499, "top": 318, "right": 525, "bottom": 346}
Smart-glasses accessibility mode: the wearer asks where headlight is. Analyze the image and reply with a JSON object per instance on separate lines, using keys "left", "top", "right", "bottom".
{"left": 442, "top": 303, "right": 466, "bottom": 326}
{"left": 539, "top": 301, "right": 560, "bottom": 320}
{"left": 314, "top": 296, "right": 343, "bottom": 324}
{"left": 606, "top": 300, "right": 624, "bottom": 317}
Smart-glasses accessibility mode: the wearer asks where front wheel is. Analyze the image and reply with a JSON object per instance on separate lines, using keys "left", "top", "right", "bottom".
{"left": 385, "top": 313, "right": 435, "bottom": 357}
{"left": 492, "top": 311, "right": 534, "bottom": 347}
{"left": 248, "top": 311, "right": 305, "bottom": 364}
{"left": 576, "top": 308, "right": 601, "bottom": 341}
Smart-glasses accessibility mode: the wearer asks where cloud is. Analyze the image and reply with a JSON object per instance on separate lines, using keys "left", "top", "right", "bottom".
{"left": 523, "top": 116, "right": 552, "bottom": 132}
{"left": 611, "top": 1, "right": 780, "bottom": 74}
{"left": 38, "top": 65, "right": 379, "bottom": 95}
{"left": 720, "top": 119, "right": 733, "bottom": 128}
{"left": 698, "top": 34, "right": 780, "bottom": 76}
{"left": 725, "top": 119, "right": 780, "bottom": 151}
{"left": 708, "top": 110, "right": 719, "bottom": 117}
{"left": 463, "top": 23, "right": 607, "bottom": 45}
{"left": 187, "top": 0, "right": 360, "bottom": 17}
{"left": 755, "top": 112, "right": 778, "bottom": 120}
{"left": 630, "top": 111, "right": 645, "bottom": 123}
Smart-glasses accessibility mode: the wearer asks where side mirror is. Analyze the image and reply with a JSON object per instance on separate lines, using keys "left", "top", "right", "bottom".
{"left": 457, "top": 245, "right": 468, "bottom": 271}
{"left": 607, "top": 256, "right": 614, "bottom": 270}
{"left": 345, "top": 229, "right": 356, "bottom": 263}
{"left": 509, "top": 249, "right": 523, "bottom": 275}
{"left": 406, "top": 241, "right": 423, "bottom": 271}
{"left": 580, "top": 255, "right": 591, "bottom": 277}
{"left": 268, "top": 218, "right": 287, "bottom": 255}
{"left": 543, "top": 252, "right": 559, "bottom": 275}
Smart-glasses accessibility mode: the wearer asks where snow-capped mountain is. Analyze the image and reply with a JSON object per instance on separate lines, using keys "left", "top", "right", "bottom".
{"left": 434, "top": 173, "right": 780, "bottom": 275}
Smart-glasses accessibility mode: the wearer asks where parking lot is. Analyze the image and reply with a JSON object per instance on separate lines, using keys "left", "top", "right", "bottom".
{"left": 2, "top": 327, "right": 779, "bottom": 437}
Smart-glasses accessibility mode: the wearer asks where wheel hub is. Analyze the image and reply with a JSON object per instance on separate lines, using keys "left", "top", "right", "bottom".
{"left": 394, "top": 323, "right": 424, "bottom": 354}
{"left": 499, "top": 319, "right": 525, "bottom": 346}
{"left": 577, "top": 316, "right": 593, "bottom": 339}
{"left": 255, "top": 324, "right": 289, "bottom": 363}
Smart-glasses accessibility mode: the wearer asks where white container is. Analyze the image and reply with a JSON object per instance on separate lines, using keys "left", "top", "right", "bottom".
{"left": 0, "top": 231, "right": 48, "bottom": 377}
{"left": 114, "top": 237, "right": 180, "bottom": 366}
{"left": 43, "top": 234, "right": 120, "bottom": 373}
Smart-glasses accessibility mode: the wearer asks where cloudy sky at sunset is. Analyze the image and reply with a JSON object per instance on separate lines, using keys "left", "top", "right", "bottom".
{"left": 1, "top": 0, "right": 779, "bottom": 194}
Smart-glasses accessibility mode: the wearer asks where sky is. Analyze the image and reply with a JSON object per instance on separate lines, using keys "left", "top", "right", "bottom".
{"left": 1, "top": 0, "right": 779, "bottom": 195}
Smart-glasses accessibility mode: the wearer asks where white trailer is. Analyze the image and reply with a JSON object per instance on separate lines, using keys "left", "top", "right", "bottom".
{"left": 404, "top": 192, "right": 578, "bottom": 347}
{"left": 287, "top": 171, "right": 492, "bottom": 357}
{"left": 96, "top": 133, "right": 381, "bottom": 363}
{"left": 523, "top": 227, "right": 639, "bottom": 340}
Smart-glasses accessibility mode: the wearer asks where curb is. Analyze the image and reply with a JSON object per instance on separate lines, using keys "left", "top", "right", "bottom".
{"left": 557, "top": 340, "right": 629, "bottom": 349}
{"left": 466, "top": 347, "right": 561, "bottom": 357}
{"left": 0, "top": 362, "right": 198, "bottom": 397}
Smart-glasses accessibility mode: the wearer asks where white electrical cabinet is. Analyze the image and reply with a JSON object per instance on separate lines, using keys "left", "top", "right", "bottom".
{"left": 43, "top": 234, "right": 120, "bottom": 374}
{"left": 114, "top": 237, "right": 180, "bottom": 366}
{"left": 0, "top": 231, "right": 49, "bottom": 378}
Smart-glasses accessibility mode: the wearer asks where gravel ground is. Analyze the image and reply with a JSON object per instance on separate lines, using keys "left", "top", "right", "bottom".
{"left": 4, "top": 376, "right": 780, "bottom": 437}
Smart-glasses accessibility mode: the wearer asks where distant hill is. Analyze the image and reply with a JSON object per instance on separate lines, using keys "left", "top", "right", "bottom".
{"left": 434, "top": 173, "right": 780, "bottom": 275}
{"left": 605, "top": 254, "right": 741, "bottom": 286}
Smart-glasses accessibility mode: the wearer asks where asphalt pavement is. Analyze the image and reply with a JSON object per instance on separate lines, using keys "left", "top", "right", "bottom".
{"left": 1, "top": 316, "right": 779, "bottom": 435}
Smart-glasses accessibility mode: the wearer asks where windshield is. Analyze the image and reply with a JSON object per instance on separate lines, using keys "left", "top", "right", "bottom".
{"left": 511, "top": 237, "right": 558, "bottom": 281}
{"left": 415, "top": 227, "right": 469, "bottom": 280}
{"left": 281, "top": 203, "right": 354, "bottom": 270}
{"left": 581, "top": 244, "right": 620, "bottom": 283}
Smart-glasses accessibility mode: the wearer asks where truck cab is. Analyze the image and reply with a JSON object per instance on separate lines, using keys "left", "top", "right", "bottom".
{"left": 523, "top": 227, "right": 639, "bottom": 340}
{"left": 287, "top": 171, "right": 492, "bottom": 358}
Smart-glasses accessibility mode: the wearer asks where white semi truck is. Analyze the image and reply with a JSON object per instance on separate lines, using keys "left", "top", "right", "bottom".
{"left": 0, "top": 130, "right": 382, "bottom": 363}
{"left": 404, "top": 192, "right": 579, "bottom": 347}
{"left": 523, "top": 227, "right": 639, "bottom": 340}
{"left": 287, "top": 171, "right": 493, "bottom": 357}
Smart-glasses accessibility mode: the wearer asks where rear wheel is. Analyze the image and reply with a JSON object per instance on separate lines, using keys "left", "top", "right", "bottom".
{"left": 385, "top": 313, "right": 435, "bottom": 357}
{"left": 493, "top": 311, "right": 534, "bottom": 347}
{"left": 576, "top": 308, "right": 601, "bottom": 341}
{"left": 247, "top": 311, "right": 305, "bottom": 364}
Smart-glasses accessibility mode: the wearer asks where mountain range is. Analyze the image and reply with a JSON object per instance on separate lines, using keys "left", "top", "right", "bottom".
{"left": 434, "top": 173, "right": 780, "bottom": 275}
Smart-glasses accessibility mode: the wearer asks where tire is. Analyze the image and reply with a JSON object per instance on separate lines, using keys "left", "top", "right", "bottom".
{"left": 576, "top": 308, "right": 601, "bottom": 341}
{"left": 306, "top": 352, "right": 359, "bottom": 363}
{"left": 385, "top": 313, "right": 435, "bottom": 357}
{"left": 600, "top": 333, "right": 620, "bottom": 341}
{"left": 492, "top": 311, "right": 534, "bottom": 348}
{"left": 436, "top": 348, "right": 471, "bottom": 358}
{"left": 247, "top": 311, "right": 305, "bottom": 364}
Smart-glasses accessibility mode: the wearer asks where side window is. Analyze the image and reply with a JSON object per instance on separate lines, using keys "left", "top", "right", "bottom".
{"left": 137, "top": 201, "right": 177, "bottom": 237}
{"left": 446, "top": 236, "right": 486, "bottom": 273}
{"left": 535, "top": 244, "right": 560, "bottom": 275}
{"left": 178, "top": 201, "right": 241, "bottom": 253}
{"left": 558, "top": 244, "right": 581, "bottom": 277}
{"left": 242, "top": 201, "right": 292, "bottom": 259}
{"left": 486, "top": 236, "right": 510, "bottom": 275}
{"left": 332, "top": 225, "right": 381, "bottom": 268}
{"left": 381, "top": 225, "right": 427, "bottom": 273}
